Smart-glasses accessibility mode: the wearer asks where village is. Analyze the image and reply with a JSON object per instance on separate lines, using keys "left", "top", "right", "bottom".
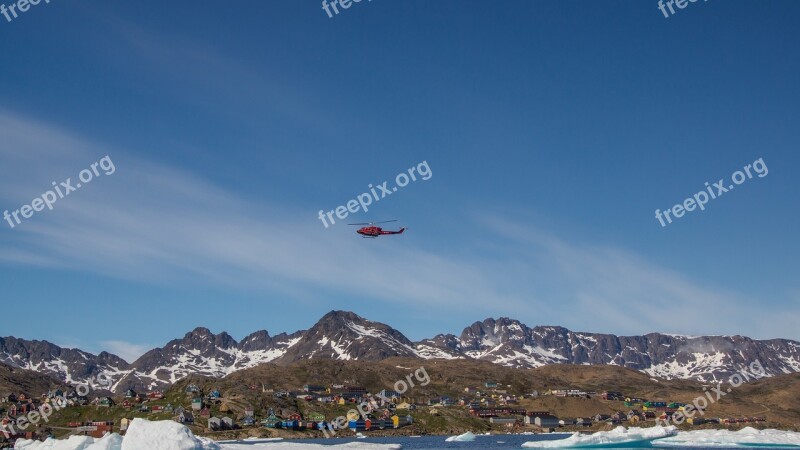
{"left": 0, "top": 376, "right": 770, "bottom": 448}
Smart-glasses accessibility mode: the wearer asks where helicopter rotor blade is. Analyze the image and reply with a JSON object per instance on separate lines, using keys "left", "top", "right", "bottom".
{"left": 348, "top": 220, "right": 398, "bottom": 225}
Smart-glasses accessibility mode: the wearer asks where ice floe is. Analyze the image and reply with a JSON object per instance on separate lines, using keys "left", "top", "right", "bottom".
{"left": 521, "top": 426, "right": 677, "bottom": 448}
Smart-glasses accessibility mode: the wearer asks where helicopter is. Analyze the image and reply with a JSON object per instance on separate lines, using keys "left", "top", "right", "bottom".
{"left": 348, "top": 220, "right": 406, "bottom": 238}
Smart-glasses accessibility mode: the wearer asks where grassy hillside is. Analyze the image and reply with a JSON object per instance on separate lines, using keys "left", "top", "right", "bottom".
{"left": 5, "top": 359, "right": 799, "bottom": 440}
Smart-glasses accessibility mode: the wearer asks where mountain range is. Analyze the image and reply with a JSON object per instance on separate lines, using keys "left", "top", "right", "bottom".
{"left": 2, "top": 310, "right": 799, "bottom": 393}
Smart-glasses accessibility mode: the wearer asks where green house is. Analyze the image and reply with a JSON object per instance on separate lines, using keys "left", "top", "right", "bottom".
{"left": 261, "top": 414, "right": 280, "bottom": 428}
{"left": 307, "top": 412, "right": 325, "bottom": 422}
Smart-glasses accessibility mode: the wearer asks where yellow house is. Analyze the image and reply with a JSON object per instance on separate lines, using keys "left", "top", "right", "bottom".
{"left": 391, "top": 415, "right": 400, "bottom": 428}
{"left": 396, "top": 402, "right": 411, "bottom": 410}
{"left": 338, "top": 398, "right": 346, "bottom": 405}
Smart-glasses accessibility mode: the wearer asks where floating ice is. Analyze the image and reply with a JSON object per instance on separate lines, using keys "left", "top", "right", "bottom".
{"left": 445, "top": 431, "right": 476, "bottom": 442}
{"left": 654, "top": 426, "right": 800, "bottom": 447}
{"left": 521, "top": 426, "right": 677, "bottom": 448}
{"left": 13, "top": 419, "right": 400, "bottom": 450}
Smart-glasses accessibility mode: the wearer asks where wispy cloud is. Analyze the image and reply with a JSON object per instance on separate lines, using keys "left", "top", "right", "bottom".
{"left": 1, "top": 111, "right": 797, "bottom": 341}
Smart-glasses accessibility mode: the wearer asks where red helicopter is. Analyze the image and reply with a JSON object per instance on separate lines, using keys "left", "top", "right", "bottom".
{"left": 348, "top": 220, "right": 406, "bottom": 238}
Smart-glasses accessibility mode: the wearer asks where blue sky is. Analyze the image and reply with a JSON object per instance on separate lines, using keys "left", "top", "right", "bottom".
{"left": 1, "top": 0, "right": 798, "bottom": 363}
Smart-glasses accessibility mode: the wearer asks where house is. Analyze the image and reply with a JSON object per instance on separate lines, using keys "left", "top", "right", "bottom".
{"left": 575, "top": 418, "right": 592, "bottom": 427}
{"left": 122, "top": 400, "right": 133, "bottom": 409}
{"left": 428, "top": 396, "right": 453, "bottom": 406}
{"left": 120, "top": 418, "right": 132, "bottom": 432}
{"left": 489, "top": 417, "right": 517, "bottom": 426}
{"left": 378, "top": 389, "right": 400, "bottom": 401}
{"left": 151, "top": 405, "right": 163, "bottom": 413}
{"left": 643, "top": 401, "right": 667, "bottom": 410}
{"left": 303, "top": 384, "right": 326, "bottom": 393}
{"left": 281, "top": 419, "right": 300, "bottom": 430}
{"left": 199, "top": 407, "right": 211, "bottom": 418}
{"left": 307, "top": 412, "right": 325, "bottom": 422}
{"left": 176, "top": 411, "right": 194, "bottom": 424}
{"left": 688, "top": 417, "right": 713, "bottom": 425}
{"left": 550, "top": 389, "right": 588, "bottom": 398}
{"left": 244, "top": 406, "right": 255, "bottom": 417}
{"left": 288, "top": 413, "right": 302, "bottom": 421}
{"left": 340, "top": 392, "right": 362, "bottom": 402}
{"left": 124, "top": 389, "right": 137, "bottom": 399}
{"left": 207, "top": 390, "right": 221, "bottom": 399}
{"left": 594, "top": 414, "right": 612, "bottom": 422}
{"left": 241, "top": 416, "right": 255, "bottom": 426}
{"left": 534, "top": 414, "right": 561, "bottom": 429}
{"left": 485, "top": 382, "right": 498, "bottom": 389}
{"left": 627, "top": 409, "right": 642, "bottom": 419}
{"left": 185, "top": 384, "right": 200, "bottom": 394}
{"left": 208, "top": 417, "right": 222, "bottom": 431}
{"left": 191, "top": 397, "right": 203, "bottom": 411}
{"left": 396, "top": 402, "right": 413, "bottom": 410}
{"left": 221, "top": 417, "right": 234, "bottom": 429}
{"left": 602, "top": 391, "right": 624, "bottom": 401}
{"left": 524, "top": 411, "right": 551, "bottom": 425}
{"left": 97, "top": 397, "right": 114, "bottom": 407}
{"left": 473, "top": 407, "right": 527, "bottom": 418}
{"left": 261, "top": 414, "right": 280, "bottom": 428}
{"left": 148, "top": 391, "right": 165, "bottom": 400}
{"left": 559, "top": 418, "right": 576, "bottom": 426}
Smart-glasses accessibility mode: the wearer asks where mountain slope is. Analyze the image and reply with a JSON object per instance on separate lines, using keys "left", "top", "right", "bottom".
{"left": 274, "top": 311, "right": 419, "bottom": 364}
{"left": 2, "top": 311, "right": 799, "bottom": 392}
{"left": 435, "top": 317, "right": 800, "bottom": 382}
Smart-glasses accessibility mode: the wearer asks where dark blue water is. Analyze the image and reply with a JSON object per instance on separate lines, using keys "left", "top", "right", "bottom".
{"left": 255, "top": 434, "right": 570, "bottom": 449}
{"left": 242, "top": 433, "right": 784, "bottom": 449}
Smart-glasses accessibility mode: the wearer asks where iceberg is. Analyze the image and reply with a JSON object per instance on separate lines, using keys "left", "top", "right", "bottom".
{"left": 14, "top": 434, "right": 120, "bottom": 450}
{"left": 445, "top": 431, "right": 477, "bottom": 442}
{"left": 521, "top": 426, "right": 677, "bottom": 448}
{"left": 654, "top": 427, "right": 800, "bottom": 447}
{"left": 120, "top": 418, "right": 220, "bottom": 450}
{"left": 13, "top": 419, "right": 401, "bottom": 450}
